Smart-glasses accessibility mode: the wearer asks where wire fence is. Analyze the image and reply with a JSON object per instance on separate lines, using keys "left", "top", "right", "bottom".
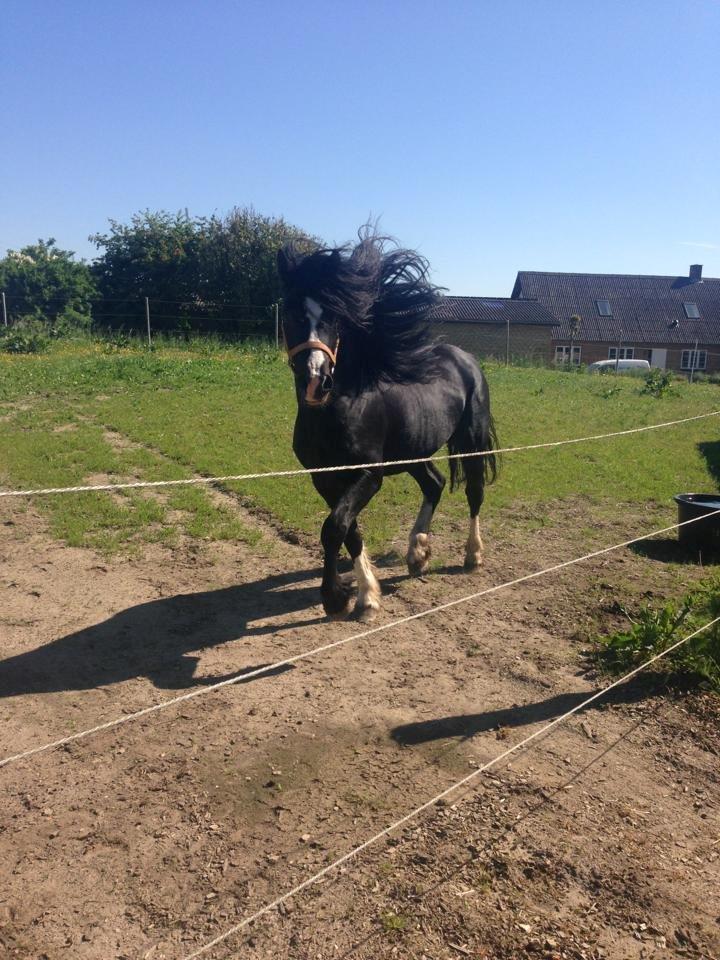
{"left": 1, "top": 409, "right": 719, "bottom": 499}
{"left": 436, "top": 322, "right": 720, "bottom": 378}
{"left": 1, "top": 293, "right": 282, "bottom": 347}
{"left": 4, "top": 292, "right": 720, "bottom": 376}
{"left": 180, "top": 613, "right": 720, "bottom": 960}
{"left": 2, "top": 503, "right": 718, "bottom": 772}
{"left": 1, "top": 389, "right": 719, "bottom": 954}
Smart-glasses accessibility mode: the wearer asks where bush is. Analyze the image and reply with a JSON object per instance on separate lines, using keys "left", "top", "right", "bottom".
{"left": 50, "top": 306, "right": 92, "bottom": 339}
{"left": 641, "top": 368, "right": 673, "bottom": 398}
{"left": 0, "top": 318, "right": 49, "bottom": 354}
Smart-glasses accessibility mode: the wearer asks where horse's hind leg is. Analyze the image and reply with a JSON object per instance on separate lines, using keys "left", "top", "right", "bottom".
{"left": 344, "top": 519, "right": 381, "bottom": 622}
{"left": 463, "top": 458, "right": 485, "bottom": 570}
{"left": 406, "top": 463, "right": 446, "bottom": 576}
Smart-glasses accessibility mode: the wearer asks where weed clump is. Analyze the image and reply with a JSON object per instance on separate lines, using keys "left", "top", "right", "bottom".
{"left": 380, "top": 912, "right": 408, "bottom": 934}
{"left": 596, "top": 578, "right": 720, "bottom": 691}
{"left": 0, "top": 319, "right": 49, "bottom": 354}
{"left": 641, "top": 368, "right": 674, "bottom": 398}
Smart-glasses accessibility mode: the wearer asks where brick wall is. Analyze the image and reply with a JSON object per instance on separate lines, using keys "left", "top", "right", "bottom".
{"left": 436, "top": 322, "right": 552, "bottom": 362}
{"left": 552, "top": 340, "right": 720, "bottom": 373}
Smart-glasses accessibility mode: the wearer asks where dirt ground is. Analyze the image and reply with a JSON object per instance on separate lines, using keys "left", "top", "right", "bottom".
{"left": 0, "top": 485, "right": 718, "bottom": 960}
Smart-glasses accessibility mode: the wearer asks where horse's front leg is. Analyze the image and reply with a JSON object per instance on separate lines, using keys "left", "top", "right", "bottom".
{"left": 320, "top": 469, "right": 383, "bottom": 620}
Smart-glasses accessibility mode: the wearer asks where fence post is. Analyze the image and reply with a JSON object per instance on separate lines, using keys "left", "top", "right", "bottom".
{"left": 505, "top": 316, "right": 510, "bottom": 366}
{"left": 1, "top": 291, "right": 7, "bottom": 327}
{"left": 145, "top": 297, "right": 152, "bottom": 348}
{"left": 274, "top": 302, "right": 280, "bottom": 349}
{"left": 690, "top": 337, "right": 699, "bottom": 383}
{"left": 569, "top": 315, "right": 581, "bottom": 369}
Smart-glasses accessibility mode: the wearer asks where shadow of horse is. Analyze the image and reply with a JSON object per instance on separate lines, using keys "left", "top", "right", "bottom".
{"left": 390, "top": 681, "right": 661, "bottom": 746}
{"left": 0, "top": 566, "right": 335, "bottom": 699}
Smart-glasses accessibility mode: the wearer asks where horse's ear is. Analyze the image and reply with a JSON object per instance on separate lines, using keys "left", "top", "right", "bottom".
{"left": 277, "top": 246, "right": 295, "bottom": 284}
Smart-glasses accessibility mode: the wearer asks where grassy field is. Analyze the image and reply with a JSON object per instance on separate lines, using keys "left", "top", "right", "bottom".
{"left": 2, "top": 339, "right": 720, "bottom": 555}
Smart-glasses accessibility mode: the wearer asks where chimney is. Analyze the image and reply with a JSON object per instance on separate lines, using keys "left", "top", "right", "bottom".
{"left": 690, "top": 264, "right": 703, "bottom": 282}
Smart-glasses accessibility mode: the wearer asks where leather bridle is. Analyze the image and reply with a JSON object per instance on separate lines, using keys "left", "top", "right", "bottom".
{"left": 285, "top": 335, "right": 340, "bottom": 407}
{"left": 286, "top": 338, "right": 339, "bottom": 369}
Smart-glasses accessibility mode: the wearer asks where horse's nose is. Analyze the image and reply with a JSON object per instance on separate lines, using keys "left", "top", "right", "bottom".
{"left": 305, "top": 375, "right": 325, "bottom": 405}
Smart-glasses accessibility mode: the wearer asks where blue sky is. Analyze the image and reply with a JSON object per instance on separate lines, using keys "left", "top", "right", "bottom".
{"left": 2, "top": 0, "right": 719, "bottom": 294}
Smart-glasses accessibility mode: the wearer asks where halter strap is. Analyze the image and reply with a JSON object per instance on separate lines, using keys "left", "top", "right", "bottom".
{"left": 286, "top": 338, "right": 339, "bottom": 368}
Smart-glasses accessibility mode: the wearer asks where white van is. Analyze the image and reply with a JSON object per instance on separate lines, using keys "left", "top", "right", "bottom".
{"left": 586, "top": 359, "right": 651, "bottom": 374}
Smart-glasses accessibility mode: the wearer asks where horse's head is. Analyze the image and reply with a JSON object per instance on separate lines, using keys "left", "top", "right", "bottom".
{"left": 278, "top": 246, "right": 342, "bottom": 407}
{"left": 278, "top": 229, "right": 442, "bottom": 398}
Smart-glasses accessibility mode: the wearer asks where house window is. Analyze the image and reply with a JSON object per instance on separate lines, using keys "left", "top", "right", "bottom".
{"left": 555, "top": 344, "right": 581, "bottom": 365}
{"left": 595, "top": 299, "right": 613, "bottom": 317}
{"left": 683, "top": 302, "right": 700, "bottom": 319}
{"left": 680, "top": 349, "right": 707, "bottom": 371}
{"left": 608, "top": 347, "right": 635, "bottom": 360}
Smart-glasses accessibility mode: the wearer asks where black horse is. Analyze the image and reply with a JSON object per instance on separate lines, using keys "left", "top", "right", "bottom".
{"left": 278, "top": 230, "right": 496, "bottom": 622}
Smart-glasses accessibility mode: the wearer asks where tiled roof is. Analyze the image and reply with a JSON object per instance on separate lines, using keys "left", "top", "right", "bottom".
{"left": 512, "top": 270, "right": 720, "bottom": 344}
{"left": 430, "top": 296, "right": 557, "bottom": 326}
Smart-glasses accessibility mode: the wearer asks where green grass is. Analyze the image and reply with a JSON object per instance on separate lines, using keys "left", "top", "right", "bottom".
{"left": 2, "top": 341, "right": 720, "bottom": 556}
{"left": 0, "top": 351, "right": 265, "bottom": 553}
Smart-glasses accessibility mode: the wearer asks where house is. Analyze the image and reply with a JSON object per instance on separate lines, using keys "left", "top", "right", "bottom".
{"left": 430, "top": 296, "right": 557, "bottom": 363}
{"left": 511, "top": 265, "right": 720, "bottom": 373}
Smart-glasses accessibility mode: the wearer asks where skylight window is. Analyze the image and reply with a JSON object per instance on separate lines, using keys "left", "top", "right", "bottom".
{"left": 595, "top": 299, "right": 613, "bottom": 317}
{"left": 683, "top": 302, "right": 700, "bottom": 319}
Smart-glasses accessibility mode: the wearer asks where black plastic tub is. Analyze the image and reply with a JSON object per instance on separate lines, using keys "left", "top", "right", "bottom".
{"left": 674, "top": 494, "right": 720, "bottom": 552}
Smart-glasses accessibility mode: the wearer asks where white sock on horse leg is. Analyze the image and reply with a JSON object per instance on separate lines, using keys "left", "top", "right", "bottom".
{"left": 464, "top": 515, "right": 484, "bottom": 569}
{"left": 354, "top": 547, "right": 381, "bottom": 610}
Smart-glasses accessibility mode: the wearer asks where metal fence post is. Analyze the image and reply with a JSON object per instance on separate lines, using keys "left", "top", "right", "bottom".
{"left": 569, "top": 315, "right": 580, "bottom": 369}
{"left": 690, "top": 337, "right": 699, "bottom": 383}
{"left": 274, "top": 302, "right": 280, "bottom": 349}
{"left": 145, "top": 297, "right": 152, "bottom": 348}
{"left": 505, "top": 316, "right": 510, "bottom": 366}
{"left": 1, "top": 291, "right": 7, "bottom": 327}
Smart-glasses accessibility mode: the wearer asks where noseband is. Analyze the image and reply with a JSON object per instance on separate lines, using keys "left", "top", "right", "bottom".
{"left": 285, "top": 337, "right": 340, "bottom": 407}
{"left": 286, "top": 338, "right": 339, "bottom": 369}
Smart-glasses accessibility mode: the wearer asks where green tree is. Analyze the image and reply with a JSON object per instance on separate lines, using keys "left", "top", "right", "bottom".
{"left": 90, "top": 210, "right": 201, "bottom": 303}
{"left": 200, "top": 207, "right": 314, "bottom": 307}
{"left": 0, "top": 239, "right": 97, "bottom": 329}
{"left": 90, "top": 207, "right": 316, "bottom": 335}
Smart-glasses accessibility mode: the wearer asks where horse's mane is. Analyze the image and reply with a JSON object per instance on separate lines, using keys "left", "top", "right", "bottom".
{"left": 279, "top": 228, "right": 443, "bottom": 387}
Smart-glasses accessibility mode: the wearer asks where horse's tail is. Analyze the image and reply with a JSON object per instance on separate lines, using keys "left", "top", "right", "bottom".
{"left": 447, "top": 386, "right": 498, "bottom": 493}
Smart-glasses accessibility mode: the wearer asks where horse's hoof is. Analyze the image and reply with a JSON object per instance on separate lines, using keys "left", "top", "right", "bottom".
{"left": 327, "top": 606, "right": 353, "bottom": 622}
{"left": 322, "top": 583, "right": 355, "bottom": 620}
{"left": 323, "top": 591, "right": 354, "bottom": 620}
{"left": 463, "top": 555, "right": 483, "bottom": 572}
{"left": 325, "top": 592, "right": 354, "bottom": 620}
{"left": 354, "top": 603, "right": 379, "bottom": 623}
{"left": 407, "top": 533, "right": 431, "bottom": 576}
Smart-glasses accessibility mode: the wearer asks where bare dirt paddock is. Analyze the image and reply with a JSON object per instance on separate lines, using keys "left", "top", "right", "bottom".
{"left": 0, "top": 494, "right": 718, "bottom": 960}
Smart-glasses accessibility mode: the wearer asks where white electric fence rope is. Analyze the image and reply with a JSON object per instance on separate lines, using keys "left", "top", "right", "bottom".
{"left": 1, "top": 507, "right": 717, "bottom": 772}
{"left": 0, "top": 410, "right": 718, "bottom": 498}
{"left": 180, "top": 614, "right": 720, "bottom": 960}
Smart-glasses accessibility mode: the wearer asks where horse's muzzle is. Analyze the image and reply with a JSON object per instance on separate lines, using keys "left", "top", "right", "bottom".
{"left": 304, "top": 373, "right": 334, "bottom": 406}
